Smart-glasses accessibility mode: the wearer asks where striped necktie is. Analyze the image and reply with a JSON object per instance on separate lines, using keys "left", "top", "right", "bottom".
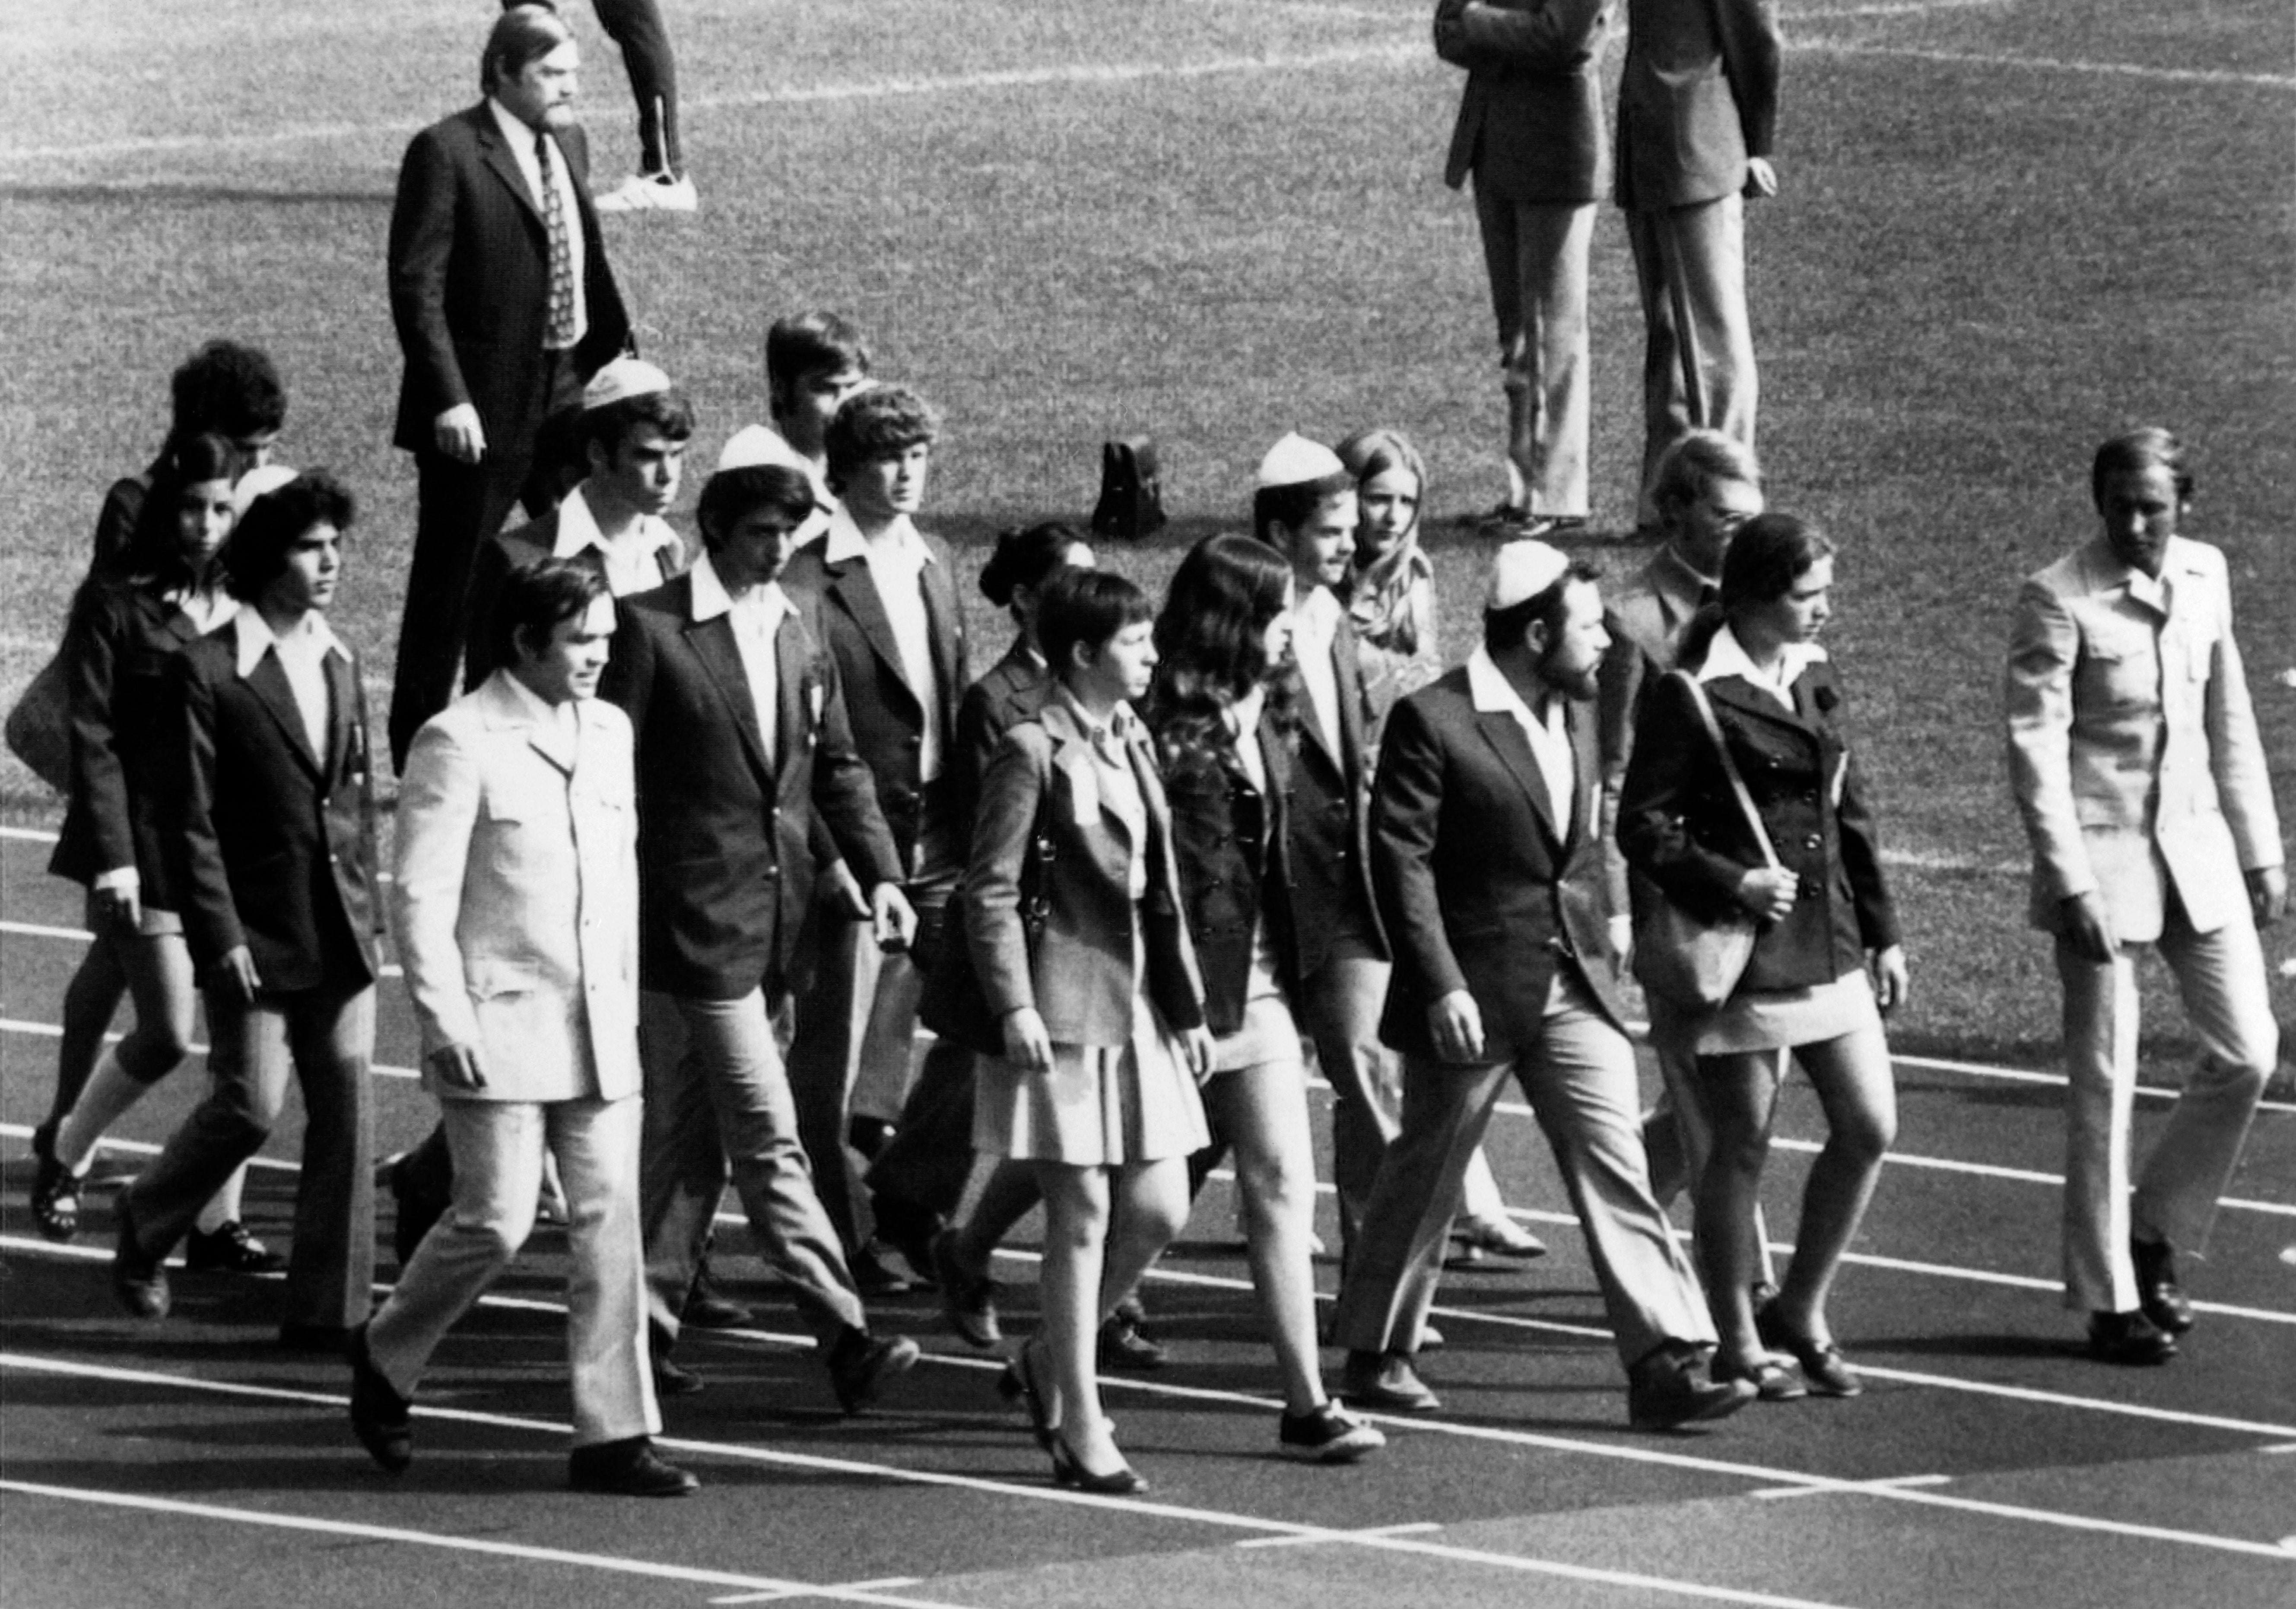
{"left": 536, "top": 130, "right": 577, "bottom": 349}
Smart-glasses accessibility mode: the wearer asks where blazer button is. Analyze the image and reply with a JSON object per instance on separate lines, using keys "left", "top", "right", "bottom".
{"left": 1804, "top": 835, "right": 1821, "bottom": 850}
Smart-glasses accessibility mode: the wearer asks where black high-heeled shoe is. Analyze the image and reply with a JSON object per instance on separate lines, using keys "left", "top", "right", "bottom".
{"left": 995, "top": 1337, "right": 1057, "bottom": 1450}
{"left": 1050, "top": 1434, "right": 1145, "bottom": 1495}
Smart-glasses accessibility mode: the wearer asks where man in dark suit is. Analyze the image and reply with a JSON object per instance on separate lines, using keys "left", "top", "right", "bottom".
{"left": 780, "top": 385, "right": 971, "bottom": 1281}
{"left": 1434, "top": 0, "right": 1613, "bottom": 535}
{"left": 111, "top": 475, "right": 380, "bottom": 1349}
{"left": 1332, "top": 540, "right": 1750, "bottom": 1431}
{"left": 386, "top": 3, "right": 632, "bottom": 768}
{"left": 601, "top": 464, "right": 921, "bottom": 1412}
{"left": 1616, "top": 0, "right": 1782, "bottom": 531}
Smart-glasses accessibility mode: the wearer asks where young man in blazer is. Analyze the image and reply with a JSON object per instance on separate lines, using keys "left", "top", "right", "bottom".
{"left": 602, "top": 463, "right": 922, "bottom": 1412}
{"left": 353, "top": 561, "right": 695, "bottom": 1498}
{"left": 113, "top": 475, "right": 380, "bottom": 1348}
{"left": 1332, "top": 540, "right": 1751, "bottom": 1431}
{"left": 386, "top": 3, "right": 632, "bottom": 768}
{"left": 1434, "top": 0, "right": 1614, "bottom": 535}
{"left": 779, "top": 385, "right": 972, "bottom": 1282}
{"left": 2006, "top": 429, "right": 2283, "bottom": 1364}
{"left": 1615, "top": 0, "right": 1781, "bottom": 533}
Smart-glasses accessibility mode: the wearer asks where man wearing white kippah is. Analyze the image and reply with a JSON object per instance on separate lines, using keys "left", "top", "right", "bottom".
{"left": 1333, "top": 540, "right": 1752, "bottom": 1431}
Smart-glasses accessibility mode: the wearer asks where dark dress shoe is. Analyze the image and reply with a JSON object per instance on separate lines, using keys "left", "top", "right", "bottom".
{"left": 279, "top": 1322, "right": 352, "bottom": 1355}
{"left": 1340, "top": 1349, "right": 1440, "bottom": 1413}
{"left": 347, "top": 1324, "right": 413, "bottom": 1474}
{"left": 568, "top": 1436, "right": 698, "bottom": 1497}
{"left": 931, "top": 1228, "right": 1001, "bottom": 1349}
{"left": 827, "top": 1328, "right": 919, "bottom": 1414}
{"left": 1051, "top": 1434, "right": 1146, "bottom": 1495}
{"left": 680, "top": 1259, "right": 753, "bottom": 1330}
{"left": 1097, "top": 1310, "right": 1166, "bottom": 1370}
{"left": 648, "top": 1323, "right": 705, "bottom": 1396}
{"left": 110, "top": 1204, "right": 171, "bottom": 1320}
{"left": 850, "top": 1241, "right": 916, "bottom": 1297}
{"left": 2087, "top": 1309, "right": 2178, "bottom": 1366}
{"left": 186, "top": 1221, "right": 287, "bottom": 1275}
{"left": 2130, "top": 1237, "right": 2195, "bottom": 1335}
{"left": 1627, "top": 1346, "right": 1756, "bottom": 1431}
{"left": 1753, "top": 1303, "right": 1865, "bottom": 1398}
{"left": 872, "top": 1195, "right": 944, "bottom": 1290}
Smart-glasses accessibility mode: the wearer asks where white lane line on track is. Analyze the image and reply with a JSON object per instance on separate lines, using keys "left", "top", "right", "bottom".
{"left": 1761, "top": 1136, "right": 2296, "bottom": 1219}
{"left": 0, "top": 1479, "right": 971, "bottom": 1608}
{"left": 0, "top": 1020, "right": 421, "bottom": 1080}
{"left": 9, "top": 1343, "right": 2292, "bottom": 1572}
{"left": 1236, "top": 1520, "right": 1446, "bottom": 1548}
{"left": 0, "top": 919, "right": 406, "bottom": 978}
{"left": 711, "top": 1581, "right": 924, "bottom": 1608}
{"left": 0, "top": 1354, "right": 1877, "bottom": 1609}
{"left": 1750, "top": 1474, "right": 1954, "bottom": 1498}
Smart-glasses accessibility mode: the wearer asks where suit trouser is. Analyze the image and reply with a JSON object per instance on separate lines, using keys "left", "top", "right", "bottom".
{"left": 591, "top": 0, "right": 680, "bottom": 175}
{"left": 1473, "top": 184, "right": 1594, "bottom": 518}
{"left": 1331, "top": 975, "right": 1713, "bottom": 1372}
{"left": 2056, "top": 904, "right": 2275, "bottom": 1313}
{"left": 1626, "top": 195, "right": 1756, "bottom": 528}
{"left": 123, "top": 983, "right": 376, "bottom": 1332}
{"left": 639, "top": 987, "right": 868, "bottom": 1345}
{"left": 1295, "top": 945, "right": 1402, "bottom": 1257}
{"left": 366, "top": 1094, "right": 658, "bottom": 1447}
{"left": 1640, "top": 995, "right": 1777, "bottom": 1287}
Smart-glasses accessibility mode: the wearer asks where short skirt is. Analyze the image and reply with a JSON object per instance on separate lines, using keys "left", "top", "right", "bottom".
{"left": 1209, "top": 929, "right": 1301, "bottom": 1077}
{"left": 1695, "top": 968, "right": 1883, "bottom": 1057}
{"left": 84, "top": 888, "right": 184, "bottom": 939}
{"left": 974, "top": 986, "right": 1211, "bottom": 1167}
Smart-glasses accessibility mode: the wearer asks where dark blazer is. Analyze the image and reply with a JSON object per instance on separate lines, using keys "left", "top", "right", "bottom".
{"left": 780, "top": 529, "right": 970, "bottom": 872}
{"left": 1153, "top": 709, "right": 1300, "bottom": 1038}
{"left": 1436, "top": 0, "right": 1613, "bottom": 203}
{"left": 1595, "top": 544, "right": 1712, "bottom": 916}
{"left": 165, "top": 622, "right": 383, "bottom": 990}
{"left": 1616, "top": 0, "right": 1782, "bottom": 210}
{"left": 50, "top": 581, "right": 204, "bottom": 904}
{"left": 951, "top": 637, "right": 1054, "bottom": 833}
{"left": 460, "top": 503, "right": 688, "bottom": 689}
{"left": 1618, "top": 661, "right": 1899, "bottom": 994}
{"left": 1287, "top": 616, "right": 1388, "bottom": 971}
{"left": 1372, "top": 666, "right": 1626, "bottom": 1060}
{"left": 966, "top": 695, "right": 1205, "bottom": 1046}
{"left": 388, "top": 104, "right": 631, "bottom": 456}
{"left": 601, "top": 575, "right": 902, "bottom": 1001}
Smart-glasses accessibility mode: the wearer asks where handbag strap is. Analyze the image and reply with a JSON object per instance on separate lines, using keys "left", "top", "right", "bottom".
{"left": 1672, "top": 672, "right": 1781, "bottom": 871}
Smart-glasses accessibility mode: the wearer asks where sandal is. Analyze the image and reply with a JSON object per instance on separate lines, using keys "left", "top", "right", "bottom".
{"left": 29, "top": 1122, "right": 82, "bottom": 1243}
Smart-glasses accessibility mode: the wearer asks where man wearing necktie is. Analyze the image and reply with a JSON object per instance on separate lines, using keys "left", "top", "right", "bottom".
{"left": 1594, "top": 428, "right": 1773, "bottom": 1288}
{"left": 386, "top": 4, "right": 632, "bottom": 771}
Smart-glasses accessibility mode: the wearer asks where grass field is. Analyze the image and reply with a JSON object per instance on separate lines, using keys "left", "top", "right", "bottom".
{"left": 1, "top": 0, "right": 2289, "bottom": 1070}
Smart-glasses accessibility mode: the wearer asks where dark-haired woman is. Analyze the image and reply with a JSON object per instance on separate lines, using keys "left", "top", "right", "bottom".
{"left": 968, "top": 569, "right": 1213, "bottom": 1494}
{"left": 1148, "top": 535, "right": 1385, "bottom": 1463}
{"left": 32, "top": 439, "right": 279, "bottom": 1269}
{"left": 1619, "top": 513, "right": 1906, "bottom": 1399}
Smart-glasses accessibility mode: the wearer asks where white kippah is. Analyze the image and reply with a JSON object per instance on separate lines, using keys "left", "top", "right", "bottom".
{"left": 1254, "top": 430, "right": 1347, "bottom": 491}
{"left": 581, "top": 356, "right": 672, "bottom": 412}
{"left": 1486, "top": 539, "right": 1572, "bottom": 611}
{"left": 231, "top": 463, "right": 299, "bottom": 518}
{"left": 716, "top": 423, "right": 812, "bottom": 475}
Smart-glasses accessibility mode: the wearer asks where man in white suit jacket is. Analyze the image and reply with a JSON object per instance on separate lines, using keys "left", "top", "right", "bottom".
{"left": 350, "top": 560, "right": 696, "bottom": 1496}
{"left": 2006, "top": 429, "right": 2284, "bottom": 1366}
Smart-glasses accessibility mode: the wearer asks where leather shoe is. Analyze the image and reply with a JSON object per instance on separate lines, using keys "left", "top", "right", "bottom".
{"left": 931, "top": 1228, "right": 1000, "bottom": 1349}
{"left": 1627, "top": 1345, "right": 1756, "bottom": 1431}
{"left": 1753, "top": 1303, "right": 1865, "bottom": 1398}
{"left": 2130, "top": 1237, "right": 2194, "bottom": 1336}
{"left": 110, "top": 1202, "right": 171, "bottom": 1320}
{"left": 1340, "top": 1349, "right": 1440, "bottom": 1413}
{"left": 346, "top": 1323, "right": 413, "bottom": 1474}
{"left": 185, "top": 1220, "right": 287, "bottom": 1275}
{"left": 850, "top": 1240, "right": 916, "bottom": 1296}
{"left": 649, "top": 1324, "right": 705, "bottom": 1396}
{"left": 2087, "top": 1309, "right": 2177, "bottom": 1366}
{"left": 1097, "top": 1310, "right": 1166, "bottom": 1370}
{"left": 681, "top": 1259, "right": 753, "bottom": 1330}
{"left": 873, "top": 1196, "right": 944, "bottom": 1291}
{"left": 568, "top": 1436, "right": 698, "bottom": 1497}
{"left": 1455, "top": 1214, "right": 1549, "bottom": 1260}
{"left": 827, "top": 1328, "right": 919, "bottom": 1414}
{"left": 28, "top": 1121, "right": 82, "bottom": 1243}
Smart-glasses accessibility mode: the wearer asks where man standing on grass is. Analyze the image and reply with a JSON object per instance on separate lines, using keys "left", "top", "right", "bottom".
{"left": 1434, "top": 0, "right": 1613, "bottom": 538}
{"left": 2006, "top": 428, "right": 2283, "bottom": 1366}
{"left": 1615, "top": 0, "right": 1780, "bottom": 535}
{"left": 386, "top": 3, "right": 631, "bottom": 769}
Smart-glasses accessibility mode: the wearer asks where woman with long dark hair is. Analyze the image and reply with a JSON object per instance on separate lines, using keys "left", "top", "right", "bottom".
{"left": 1620, "top": 512, "right": 1906, "bottom": 1399}
{"left": 1148, "top": 534, "right": 1385, "bottom": 1462}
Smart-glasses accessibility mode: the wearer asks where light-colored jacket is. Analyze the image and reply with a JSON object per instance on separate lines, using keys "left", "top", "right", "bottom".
{"left": 2005, "top": 533, "right": 2282, "bottom": 942}
{"left": 392, "top": 672, "right": 642, "bottom": 1102}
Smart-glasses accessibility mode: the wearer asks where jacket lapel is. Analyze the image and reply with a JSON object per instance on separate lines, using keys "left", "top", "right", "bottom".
{"left": 474, "top": 107, "right": 545, "bottom": 226}
{"left": 683, "top": 613, "right": 775, "bottom": 785}
{"left": 243, "top": 648, "right": 324, "bottom": 779}
{"left": 774, "top": 614, "right": 813, "bottom": 788}
{"left": 1329, "top": 619, "right": 1368, "bottom": 789}
{"left": 322, "top": 649, "right": 359, "bottom": 785}
{"left": 921, "top": 554, "right": 961, "bottom": 724}
{"left": 1474, "top": 710, "right": 1562, "bottom": 852}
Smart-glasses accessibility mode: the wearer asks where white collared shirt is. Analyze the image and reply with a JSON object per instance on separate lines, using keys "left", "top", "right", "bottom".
{"left": 690, "top": 553, "right": 792, "bottom": 766}
{"left": 237, "top": 608, "right": 348, "bottom": 760}
{"left": 486, "top": 97, "right": 587, "bottom": 351}
{"left": 821, "top": 506, "right": 944, "bottom": 781}
{"left": 1696, "top": 624, "right": 1827, "bottom": 710}
{"left": 551, "top": 485, "right": 680, "bottom": 597}
{"left": 1467, "top": 645, "right": 1572, "bottom": 833}
{"left": 1290, "top": 585, "right": 1345, "bottom": 755}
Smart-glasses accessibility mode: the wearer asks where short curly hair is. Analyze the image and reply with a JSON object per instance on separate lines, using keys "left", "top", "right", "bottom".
{"left": 822, "top": 384, "right": 939, "bottom": 489}
{"left": 170, "top": 340, "right": 286, "bottom": 442}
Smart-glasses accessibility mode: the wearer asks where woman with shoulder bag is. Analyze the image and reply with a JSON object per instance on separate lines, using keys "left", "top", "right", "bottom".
{"left": 1619, "top": 513, "right": 1908, "bottom": 1399}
